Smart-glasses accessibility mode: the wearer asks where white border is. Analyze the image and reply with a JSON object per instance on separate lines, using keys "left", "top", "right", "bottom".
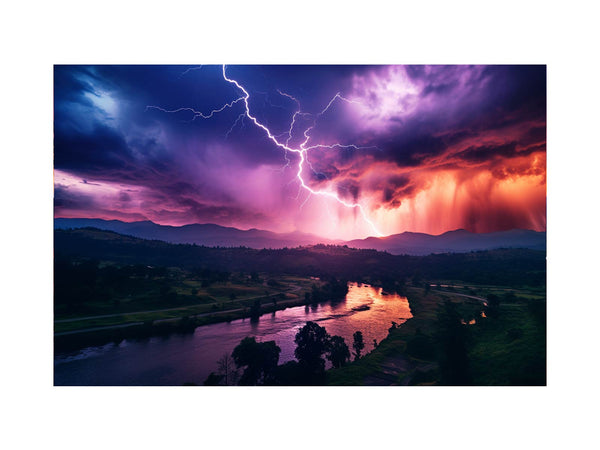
{"left": 3, "top": 1, "right": 599, "bottom": 449}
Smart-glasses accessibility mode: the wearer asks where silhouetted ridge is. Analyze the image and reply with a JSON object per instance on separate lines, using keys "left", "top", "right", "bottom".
{"left": 54, "top": 218, "right": 545, "bottom": 255}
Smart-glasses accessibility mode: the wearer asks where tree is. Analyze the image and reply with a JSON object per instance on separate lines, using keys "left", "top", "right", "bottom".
{"left": 203, "top": 372, "right": 223, "bottom": 386}
{"left": 232, "top": 337, "right": 281, "bottom": 385}
{"left": 250, "top": 299, "right": 261, "bottom": 320}
{"left": 435, "top": 300, "right": 471, "bottom": 385}
{"left": 352, "top": 331, "right": 365, "bottom": 360}
{"left": 406, "top": 329, "right": 435, "bottom": 360}
{"left": 294, "top": 321, "right": 330, "bottom": 383}
{"left": 327, "top": 335, "right": 350, "bottom": 368}
{"left": 485, "top": 294, "right": 501, "bottom": 318}
{"left": 272, "top": 360, "right": 303, "bottom": 385}
{"left": 216, "top": 353, "right": 238, "bottom": 386}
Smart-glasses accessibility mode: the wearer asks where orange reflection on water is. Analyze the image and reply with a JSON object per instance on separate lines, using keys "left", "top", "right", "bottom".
{"left": 318, "top": 282, "right": 413, "bottom": 354}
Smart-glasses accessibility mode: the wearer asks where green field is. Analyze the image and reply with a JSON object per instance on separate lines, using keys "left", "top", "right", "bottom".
{"left": 54, "top": 270, "right": 323, "bottom": 335}
{"left": 327, "top": 284, "right": 546, "bottom": 385}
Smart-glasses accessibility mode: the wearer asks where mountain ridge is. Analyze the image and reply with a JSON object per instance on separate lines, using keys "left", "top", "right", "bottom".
{"left": 54, "top": 218, "right": 546, "bottom": 255}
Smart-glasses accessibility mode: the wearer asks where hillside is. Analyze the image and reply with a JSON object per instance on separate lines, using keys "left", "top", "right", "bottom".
{"left": 54, "top": 228, "right": 546, "bottom": 287}
{"left": 55, "top": 218, "right": 546, "bottom": 255}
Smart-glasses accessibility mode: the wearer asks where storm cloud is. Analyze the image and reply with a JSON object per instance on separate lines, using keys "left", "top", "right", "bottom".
{"left": 54, "top": 65, "right": 546, "bottom": 239}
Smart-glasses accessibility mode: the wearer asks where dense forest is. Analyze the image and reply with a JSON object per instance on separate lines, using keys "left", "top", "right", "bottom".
{"left": 55, "top": 228, "right": 546, "bottom": 288}
{"left": 54, "top": 227, "right": 546, "bottom": 385}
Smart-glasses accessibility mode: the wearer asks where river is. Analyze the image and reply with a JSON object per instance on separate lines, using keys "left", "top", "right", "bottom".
{"left": 54, "top": 282, "right": 412, "bottom": 385}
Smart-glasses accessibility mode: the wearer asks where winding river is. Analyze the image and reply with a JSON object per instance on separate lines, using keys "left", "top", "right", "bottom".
{"left": 54, "top": 282, "right": 412, "bottom": 385}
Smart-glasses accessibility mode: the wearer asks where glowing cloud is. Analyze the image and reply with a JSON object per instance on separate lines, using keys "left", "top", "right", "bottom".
{"left": 54, "top": 65, "right": 546, "bottom": 239}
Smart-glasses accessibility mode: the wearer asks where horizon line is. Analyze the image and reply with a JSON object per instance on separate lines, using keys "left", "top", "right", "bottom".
{"left": 53, "top": 216, "right": 547, "bottom": 239}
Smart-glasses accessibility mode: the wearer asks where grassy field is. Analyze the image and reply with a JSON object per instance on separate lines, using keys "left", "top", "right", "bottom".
{"left": 54, "top": 273, "right": 323, "bottom": 335}
{"left": 469, "top": 300, "right": 546, "bottom": 385}
{"left": 326, "top": 284, "right": 546, "bottom": 385}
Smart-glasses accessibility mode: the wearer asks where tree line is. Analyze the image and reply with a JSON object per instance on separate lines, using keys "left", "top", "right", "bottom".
{"left": 55, "top": 228, "right": 546, "bottom": 288}
{"left": 203, "top": 321, "right": 366, "bottom": 386}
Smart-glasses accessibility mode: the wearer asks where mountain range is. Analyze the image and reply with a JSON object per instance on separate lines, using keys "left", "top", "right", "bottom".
{"left": 54, "top": 218, "right": 546, "bottom": 256}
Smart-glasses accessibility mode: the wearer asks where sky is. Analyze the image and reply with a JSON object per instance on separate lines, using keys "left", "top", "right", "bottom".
{"left": 54, "top": 65, "right": 546, "bottom": 240}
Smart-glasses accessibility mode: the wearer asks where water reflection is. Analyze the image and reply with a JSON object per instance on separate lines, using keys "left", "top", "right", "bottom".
{"left": 54, "top": 283, "right": 412, "bottom": 386}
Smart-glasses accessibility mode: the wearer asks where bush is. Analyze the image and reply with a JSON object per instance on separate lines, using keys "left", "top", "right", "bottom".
{"left": 406, "top": 333, "right": 436, "bottom": 360}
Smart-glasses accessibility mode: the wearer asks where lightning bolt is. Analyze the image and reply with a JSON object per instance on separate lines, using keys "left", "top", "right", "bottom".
{"left": 221, "top": 66, "right": 383, "bottom": 236}
{"left": 225, "top": 113, "right": 245, "bottom": 138}
{"left": 147, "top": 65, "right": 384, "bottom": 237}
{"left": 179, "top": 65, "right": 204, "bottom": 78}
{"left": 145, "top": 96, "right": 245, "bottom": 121}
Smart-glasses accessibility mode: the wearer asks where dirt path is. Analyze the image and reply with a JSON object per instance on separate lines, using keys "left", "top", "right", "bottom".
{"left": 431, "top": 290, "right": 488, "bottom": 304}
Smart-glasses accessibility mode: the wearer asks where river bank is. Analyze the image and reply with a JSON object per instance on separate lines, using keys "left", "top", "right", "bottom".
{"left": 54, "top": 283, "right": 412, "bottom": 385}
{"left": 55, "top": 292, "right": 324, "bottom": 353}
{"left": 326, "top": 285, "right": 546, "bottom": 385}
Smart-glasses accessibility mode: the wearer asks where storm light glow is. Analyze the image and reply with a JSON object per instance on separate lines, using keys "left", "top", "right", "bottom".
{"left": 54, "top": 65, "right": 546, "bottom": 240}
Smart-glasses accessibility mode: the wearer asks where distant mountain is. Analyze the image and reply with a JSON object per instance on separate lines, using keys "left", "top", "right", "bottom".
{"left": 54, "top": 218, "right": 546, "bottom": 255}
{"left": 346, "top": 228, "right": 546, "bottom": 255}
{"left": 53, "top": 218, "right": 337, "bottom": 249}
{"left": 54, "top": 228, "right": 546, "bottom": 287}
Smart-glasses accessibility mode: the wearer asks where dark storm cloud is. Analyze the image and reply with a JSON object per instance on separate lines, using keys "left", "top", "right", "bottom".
{"left": 521, "top": 125, "right": 546, "bottom": 147}
{"left": 54, "top": 122, "right": 133, "bottom": 172}
{"left": 55, "top": 64, "right": 546, "bottom": 182}
{"left": 336, "top": 180, "right": 361, "bottom": 202}
{"left": 54, "top": 185, "right": 95, "bottom": 210}
{"left": 357, "top": 65, "right": 546, "bottom": 172}
{"left": 54, "top": 67, "right": 97, "bottom": 103}
{"left": 54, "top": 64, "right": 546, "bottom": 236}
{"left": 379, "top": 132, "right": 448, "bottom": 167}
{"left": 173, "top": 197, "right": 269, "bottom": 224}
{"left": 457, "top": 142, "right": 519, "bottom": 163}
{"left": 456, "top": 140, "right": 546, "bottom": 165}
{"left": 481, "top": 65, "right": 546, "bottom": 113}
{"left": 376, "top": 175, "right": 417, "bottom": 209}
